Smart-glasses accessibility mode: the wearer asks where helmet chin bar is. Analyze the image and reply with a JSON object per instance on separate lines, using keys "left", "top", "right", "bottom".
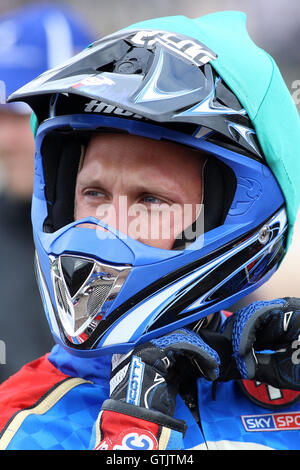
{"left": 50, "top": 254, "right": 131, "bottom": 344}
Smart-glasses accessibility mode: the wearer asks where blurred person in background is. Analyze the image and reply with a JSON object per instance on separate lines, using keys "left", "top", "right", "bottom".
{"left": 0, "top": 2, "right": 95, "bottom": 382}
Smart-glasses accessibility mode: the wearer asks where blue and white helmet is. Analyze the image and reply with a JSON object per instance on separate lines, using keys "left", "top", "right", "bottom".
{"left": 8, "top": 24, "right": 287, "bottom": 357}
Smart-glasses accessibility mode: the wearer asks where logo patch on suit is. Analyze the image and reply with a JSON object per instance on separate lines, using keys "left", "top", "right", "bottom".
{"left": 239, "top": 379, "right": 300, "bottom": 409}
{"left": 96, "top": 428, "right": 158, "bottom": 450}
{"left": 242, "top": 412, "right": 300, "bottom": 432}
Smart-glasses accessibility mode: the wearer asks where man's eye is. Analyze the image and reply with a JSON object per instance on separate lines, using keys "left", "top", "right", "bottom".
{"left": 142, "top": 195, "right": 164, "bottom": 205}
{"left": 85, "top": 190, "right": 104, "bottom": 197}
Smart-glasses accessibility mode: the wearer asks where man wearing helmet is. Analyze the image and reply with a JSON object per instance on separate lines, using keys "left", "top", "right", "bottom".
{"left": 0, "top": 12, "right": 300, "bottom": 450}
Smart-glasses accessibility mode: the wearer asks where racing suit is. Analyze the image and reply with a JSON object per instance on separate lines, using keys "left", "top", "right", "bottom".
{"left": 0, "top": 313, "right": 300, "bottom": 450}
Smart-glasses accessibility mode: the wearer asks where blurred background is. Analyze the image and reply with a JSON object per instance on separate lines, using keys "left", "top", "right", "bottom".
{"left": 0, "top": 0, "right": 299, "bottom": 379}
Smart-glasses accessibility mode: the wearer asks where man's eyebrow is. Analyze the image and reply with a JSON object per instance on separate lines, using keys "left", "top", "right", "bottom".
{"left": 76, "top": 177, "right": 110, "bottom": 195}
{"left": 131, "top": 182, "right": 185, "bottom": 201}
{"left": 77, "top": 177, "right": 103, "bottom": 186}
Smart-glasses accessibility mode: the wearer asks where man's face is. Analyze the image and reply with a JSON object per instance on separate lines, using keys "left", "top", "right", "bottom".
{"left": 75, "top": 133, "right": 205, "bottom": 250}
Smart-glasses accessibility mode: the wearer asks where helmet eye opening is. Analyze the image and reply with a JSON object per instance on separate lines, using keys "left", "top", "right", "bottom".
{"left": 40, "top": 127, "right": 237, "bottom": 250}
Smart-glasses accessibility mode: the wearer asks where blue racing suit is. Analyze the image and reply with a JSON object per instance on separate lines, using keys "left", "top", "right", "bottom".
{"left": 1, "top": 313, "right": 300, "bottom": 450}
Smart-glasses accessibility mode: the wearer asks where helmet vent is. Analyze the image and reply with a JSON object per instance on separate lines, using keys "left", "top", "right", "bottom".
{"left": 87, "top": 283, "right": 114, "bottom": 317}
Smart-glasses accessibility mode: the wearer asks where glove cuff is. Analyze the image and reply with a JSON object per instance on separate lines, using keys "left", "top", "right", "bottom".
{"left": 102, "top": 399, "right": 187, "bottom": 435}
{"left": 94, "top": 399, "right": 186, "bottom": 450}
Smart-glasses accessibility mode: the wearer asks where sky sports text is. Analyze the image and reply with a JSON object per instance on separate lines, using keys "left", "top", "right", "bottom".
{"left": 243, "top": 412, "right": 300, "bottom": 432}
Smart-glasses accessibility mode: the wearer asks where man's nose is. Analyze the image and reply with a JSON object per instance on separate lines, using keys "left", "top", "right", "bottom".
{"left": 95, "top": 196, "right": 130, "bottom": 235}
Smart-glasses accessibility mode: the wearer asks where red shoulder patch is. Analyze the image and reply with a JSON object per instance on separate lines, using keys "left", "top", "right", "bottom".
{"left": 239, "top": 379, "right": 300, "bottom": 409}
{"left": 0, "top": 353, "right": 69, "bottom": 432}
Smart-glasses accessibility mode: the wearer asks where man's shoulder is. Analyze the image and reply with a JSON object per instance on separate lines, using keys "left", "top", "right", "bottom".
{"left": 0, "top": 352, "right": 69, "bottom": 433}
{"left": 0, "top": 350, "right": 107, "bottom": 449}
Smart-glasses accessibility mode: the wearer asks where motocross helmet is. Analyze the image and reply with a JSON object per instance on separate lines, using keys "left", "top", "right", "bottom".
{"left": 8, "top": 13, "right": 300, "bottom": 357}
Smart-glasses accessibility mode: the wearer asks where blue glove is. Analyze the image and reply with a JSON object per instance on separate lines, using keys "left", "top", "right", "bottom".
{"left": 95, "top": 328, "right": 220, "bottom": 450}
{"left": 221, "top": 298, "right": 300, "bottom": 390}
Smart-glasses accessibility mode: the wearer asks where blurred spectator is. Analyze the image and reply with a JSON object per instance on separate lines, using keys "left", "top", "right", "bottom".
{"left": 0, "top": 2, "right": 95, "bottom": 381}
